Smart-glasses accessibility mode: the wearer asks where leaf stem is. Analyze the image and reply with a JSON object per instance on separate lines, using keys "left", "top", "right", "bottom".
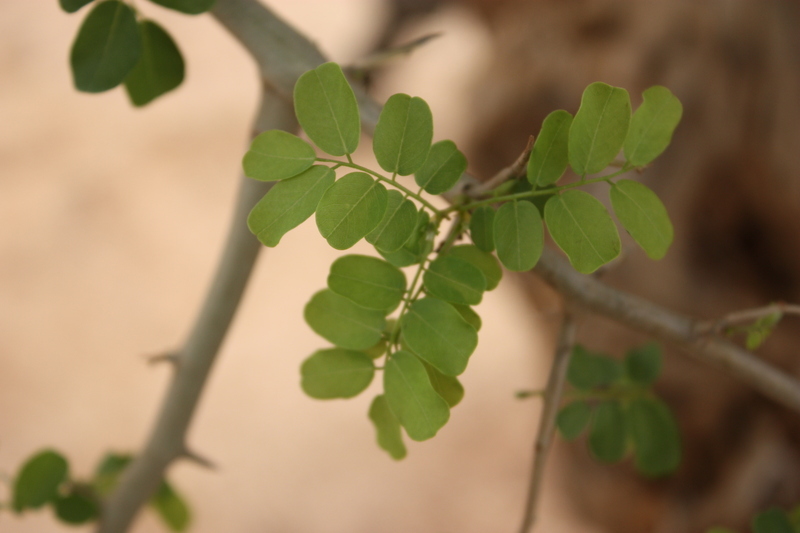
{"left": 390, "top": 259, "right": 428, "bottom": 347}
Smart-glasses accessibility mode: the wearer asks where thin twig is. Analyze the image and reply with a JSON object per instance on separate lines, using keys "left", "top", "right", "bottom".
{"left": 518, "top": 311, "right": 578, "bottom": 533}
{"left": 694, "top": 302, "right": 800, "bottom": 334}
{"left": 347, "top": 33, "right": 442, "bottom": 72}
{"left": 181, "top": 449, "right": 217, "bottom": 471}
{"left": 472, "top": 135, "right": 535, "bottom": 195}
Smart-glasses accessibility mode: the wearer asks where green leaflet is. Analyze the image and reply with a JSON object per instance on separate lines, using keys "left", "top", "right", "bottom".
{"left": 493, "top": 200, "right": 544, "bottom": 272}
{"left": 556, "top": 401, "right": 592, "bottom": 441}
{"left": 294, "top": 62, "right": 360, "bottom": 156}
{"left": 451, "top": 303, "right": 482, "bottom": 332}
{"left": 378, "top": 210, "right": 432, "bottom": 267}
{"left": 624, "top": 343, "right": 662, "bottom": 385}
{"left": 446, "top": 244, "right": 502, "bottom": 291}
{"left": 628, "top": 398, "right": 681, "bottom": 477}
{"left": 242, "top": 130, "right": 316, "bottom": 182}
{"left": 384, "top": 351, "right": 450, "bottom": 441}
{"left": 327, "top": 254, "right": 406, "bottom": 312}
{"left": 70, "top": 1, "right": 141, "bottom": 92}
{"left": 150, "top": 481, "right": 191, "bottom": 532}
{"left": 400, "top": 297, "right": 478, "bottom": 376}
{"left": 300, "top": 348, "right": 375, "bottom": 399}
{"left": 373, "top": 93, "right": 433, "bottom": 176}
{"left": 624, "top": 85, "right": 683, "bottom": 167}
{"left": 316, "top": 172, "right": 388, "bottom": 250}
{"left": 422, "top": 360, "right": 464, "bottom": 408}
{"left": 752, "top": 509, "right": 795, "bottom": 533}
{"left": 423, "top": 255, "right": 486, "bottom": 306}
{"left": 303, "top": 289, "right": 385, "bottom": 350}
{"left": 368, "top": 395, "right": 407, "bottom": 460}
{"left": 545, "top": 190, "right": 621, "bottom": 274}
{"left": 610, "top": 179, "right": 673, "bottom": 260}
{"left": 92, "top": 453, "right": 132, "bottom": 496}
{"left": 366, "top": 190, "right": 418, "bottom": 253}
{"left": 469, "top": 206, "right": 496, "bottom": 253}
{"left": 569, "top": 82, "right": 631, "bottom": 175}
{"left": 146, "top": 0, "right": 215, "bottom": 14}
{"left": 60, "top": 0, "right": 93, "bottom": 13}
{"left": 12, "top": 450, "right": 69, "bottom": 511}
{"left": 54, "top": 489, "right": 99, "bottom": 524}
{"left": 588, "top": 401, "right": 627, "bottom": 463}
{"left": 124, "top": 20, "right": 184, "bottom": 107}
{"left": 528, "top": 109, "right": 573, "bottom": 187}
{"left": 247, "top": 165, "right": 334, "bottom": 247}
{"left": 567, "top": 345, "right": 621, "bottom": 390}
{"left": 414, "top": 140, "right": 467, "bottom": 194}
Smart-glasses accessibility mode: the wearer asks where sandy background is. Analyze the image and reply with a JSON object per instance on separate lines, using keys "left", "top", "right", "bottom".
{"left": 0, "top": 1, "right": 598, "bottom": 532}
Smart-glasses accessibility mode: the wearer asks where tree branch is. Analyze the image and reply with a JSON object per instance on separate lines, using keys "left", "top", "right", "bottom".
{"left": 518, "top": 311, "right": 578, "bottom": 533}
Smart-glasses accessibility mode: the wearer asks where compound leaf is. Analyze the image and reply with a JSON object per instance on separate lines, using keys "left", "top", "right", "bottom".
{"left": 400, "top": 297, "right": 477, "bottom": 376}
{"left": 300, "top": 348, "right": 375, "bottom": 399}
{"left": 567, "top": 345, "right": 621, "bottom": 390}
{"left": 146, "top": 0, "right": 215, "bottom": 14}
{"left": 610, "top": 179, "right": 673, "bottom": 260}
{"left": 589, "top": 401, "right": 627, "bottom": 463}
{"left": 316, "top": 172, "right": 388, "bottom": 250}
{"left": 447, "top": 244, "right": 502, "bottom": 291}
{"left": 384, "top": 351, "right": 450, "bottom": 441}
{"left": 70, "top": 1, "right": 141, "bottom": 92}
{"left": 247, "top": 165, "right": 334, "bottom": 247}
{"left": 494, "top": 200, "right": 544, "bottom": 272}
{"left": 545, "top": 190, "right": 621, "bottom": 273}
{"left": 423, "top": 255, "right": 486, "bottom": 306}
{"left": 124, "top": 20, "right": 184, "bottom": 107}
{"left": 150, "top": 481, "right": 191, "bottom": 532}
{"left": 303, "top": 289, "right": 385, "bottom": 350}
{"left": 469, "top": 206, "right": 496, "bottom": 252}
{"left": 366, "top": 190, "right": 418, "bottom": 253}
{"left": 294, "top": 62, "right": 360, "bottom": 156}
{"left": 54, "top": 488, "right": 99, "bottom": 524}
{"left": 624, "top": 85, "right": 683, "bottom": 167}
{"left": 569, "top": 82, "right": 631, "bottom": 175}
{"left": 328, "top": 254, "right": 406, "bottom": 312}
{"left": 414, "top": 140, "right": 467, "bottom": 194}
{"left": 528, "top": 109, "right": 573, "bottom": 186}
{"left": 557, "top": 401, "right": 592, "bottom": 440}
{"left": 374, "top": 93, "right": 433, "bottom": 176}
{"left": 12, "top": 450, "right": 69, "bottom": 512}
{"left": 242, "top": 130, "right": 316, "bottom": 182}
{"left": 624, "top": 343, "right": 662, "bottom": 385}
{"left": 378, "top": 210, "right": 432, "bottom": 267}
{"left": 368, "top": 395, "right": 407, "bottom": 459}
{"left": 60, "top": 0, "right": 94, "bottom": 13}
{"left": 628, "top": 397, "right": 681, "bottom": 476}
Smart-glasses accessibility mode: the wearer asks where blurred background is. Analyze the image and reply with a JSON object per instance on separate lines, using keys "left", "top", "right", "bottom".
{"left": 2, "top": 1, "right": 800, "bottom": 532}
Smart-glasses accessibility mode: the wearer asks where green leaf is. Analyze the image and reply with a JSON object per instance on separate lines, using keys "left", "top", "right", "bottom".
{"left": 446, "top": 244, "right": 502, "bottom": 291}
{"left": 368, "top": 395, "right": 407, "bottom": 460}
{"left": 384, "top": 351, "right": 450, "bottom": 441}
{"left": 54, "top": 488, "right": 99, "bottom": 524}
{"left": 242, "top": 130, "right": 316, "bottom": 182}
{"left": 373, "top": 93, "right": 433, "bottom": 176}
{"left": 493, "top": 200, "right": 544, "bottom": 272}
{"left": 377, "top": 210, "right": 432, "bottom": 267}
{"left": 92, "top": 453, "right": 132, "bottom": 496}
{"left": 294, "top": 62, "right": 360, "bottom": 156}
{"left": 451, "top": 303, "right": 482, "bottom": 332}
{"left": 588, "top": 401, "right": 627, "bottom": 463}
{"left": 400, "top": 297, "right": 478, "bottom": 376}
{"left": 366, "top": 190, "right": 418, "bottom": 253}
{"left": 247, "top": 165, "right": 334, "bottom": 247}
{"left": 147, "top": 0, "right": 214, "bottom": 14}
{"left": 70, "top": 1, "right": 141, "bottom": 92}
{"left": 624, "top": 343, "right": 662, "bottom": 385}
{"left": 150, "top": 481, "right": 191, "bottom": 532}
{"left": 753, "top": 509, "right": 795, "bottom": 533}
{"left": 300, "top": 348, "right": 375, "bottom": 399}
{"left": 316, "top": 172, "right": 388, "bottom": 250}
{"left": 12, "top": 450, "right": 69, "bottom": 512}
{"left": 327, "top": 254, "right": 406, "bottom": 312}
{"left": 123, "top": 20, "right": 184, "bottom": 107}
{"left": 421, "top": 360, "right": 465, "bottom": 407}
{"left": 567, "top": 345, "right": 621, "bottom": 390}
{"left": 414, "top": 140, "right": 467, "bottom": 194}
{"left": 610, "top": 179, "right": 673, "bottom": 260}
{"left": 528, "top": 110, "right": 573, "bottom": 187}
{"left": 569, "top": 82, "right": 631, "bottom": 175}
{"left": 628, "top": 397, "right": 681, "bottom": 476}
{"left": 60, "top": 0, "right": 94, "bottom": 13}
{"left": 304, "top": 289, "right": 385, "bottom": 350}
{"left": 423, "top": 255, "right": 486, "bottom": 306}
{"left": 624, "top": 86, "right": 683, "bottom": 167}
{"left": 545, "top": 190, "right": 621, "bottom": 274}
{"left": 557, "top": 401, "right": 592, "bottom": 440}
{"left": 469, "top": 206, "right": 496, "bottom": 252}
